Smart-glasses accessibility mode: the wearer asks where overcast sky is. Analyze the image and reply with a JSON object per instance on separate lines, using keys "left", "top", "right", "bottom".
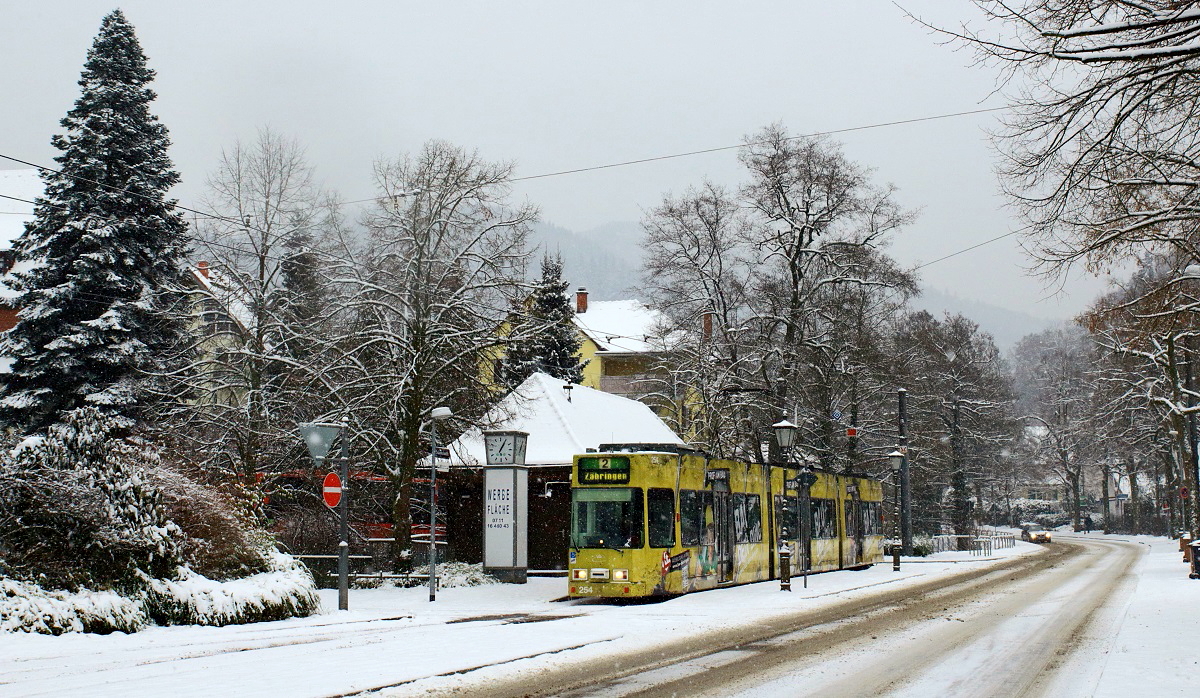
{"left": 0, "top": 1, "right": 1113, "bottom": 321}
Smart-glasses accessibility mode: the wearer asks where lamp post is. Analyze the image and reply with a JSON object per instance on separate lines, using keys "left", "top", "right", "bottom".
{"left": 773, "top": 419, "right": 797, "bottom": 591}
{"left": 888, "top": 448, "right": 904, "bottom": 571}
{"left": 428, "top": 406, "right": 453, "bottom": 602}
{"left": 298, "top": 421, "right": 349, "bottom": 610}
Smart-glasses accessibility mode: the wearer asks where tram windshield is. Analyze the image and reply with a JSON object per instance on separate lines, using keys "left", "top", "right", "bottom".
{"left": 571, "top": 488, "right": 643, "bottom": 549}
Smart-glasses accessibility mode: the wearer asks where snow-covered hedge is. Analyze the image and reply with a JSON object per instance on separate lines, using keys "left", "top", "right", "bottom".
{"left": 1, "top": 553, "right": 319, "bottom": 635}
{"left": 0, "top": 577, "right": 145, "bottom": 635}
{"left": 409, "top": 562, "right": 498, "bottom": 589}
{"left": 144, "top": 552, "right": 319, "bottom": 626}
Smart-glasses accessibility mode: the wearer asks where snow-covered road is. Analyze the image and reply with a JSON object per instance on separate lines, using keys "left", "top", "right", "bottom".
{"left": 0, "top": 533, "right": 1195, "bottom": 697}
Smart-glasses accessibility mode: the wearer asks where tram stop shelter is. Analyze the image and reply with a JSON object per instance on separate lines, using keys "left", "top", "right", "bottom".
{"left": 445, "top": 371, "right": 684, "bottom": 572}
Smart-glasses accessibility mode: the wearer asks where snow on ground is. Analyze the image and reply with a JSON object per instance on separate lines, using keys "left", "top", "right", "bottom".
{"left": 0, "top": 535, "right": 1195, "bottom": 697}
{"left": 1045, "top": 532, "right": 1200, "bottom": 698}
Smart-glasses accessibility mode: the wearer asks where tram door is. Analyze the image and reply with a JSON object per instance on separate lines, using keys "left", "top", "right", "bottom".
{"left": 713, "top": 484, "right": 734, "bottom": 583}
{"left": 845, "top": 496, "right": 864, "bottom": 567}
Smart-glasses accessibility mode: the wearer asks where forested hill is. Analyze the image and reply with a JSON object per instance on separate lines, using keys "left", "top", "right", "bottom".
{"left": 529, "top": 221, "right": 643, "bottom": 301}
{"left": 913, "top": 286, "right": 1059, "bottom": 352}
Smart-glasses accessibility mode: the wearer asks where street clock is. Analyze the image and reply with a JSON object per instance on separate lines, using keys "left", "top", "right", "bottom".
{"left": 483, "top": 430, "right": 529, "bottom": 466}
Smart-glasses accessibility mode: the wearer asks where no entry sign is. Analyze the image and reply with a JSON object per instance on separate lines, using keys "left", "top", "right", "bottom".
{"left": 323, "top": 472, "right": 342, "bottom": 508}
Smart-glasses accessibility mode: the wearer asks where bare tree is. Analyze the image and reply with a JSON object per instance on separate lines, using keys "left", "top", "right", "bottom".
{"left": 894, "top": 312, "right": 1017, "bottom": 539}
{"left": 326, "top": 140, "right": 536, "bottom": 567}
{"left": 640, "top": 129, "right": 918, "bottom": 468}
{"left": 173, "top": 128, "right": 343, "bottom": 508}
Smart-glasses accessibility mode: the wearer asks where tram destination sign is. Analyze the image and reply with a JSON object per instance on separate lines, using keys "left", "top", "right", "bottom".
{"left": 578, "top": 456, "right": 631, "bottom": 484}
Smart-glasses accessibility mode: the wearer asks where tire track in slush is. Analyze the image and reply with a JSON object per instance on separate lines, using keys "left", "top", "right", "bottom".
{"left": 480, "top": 543, "right": 1078, "bottom": 697}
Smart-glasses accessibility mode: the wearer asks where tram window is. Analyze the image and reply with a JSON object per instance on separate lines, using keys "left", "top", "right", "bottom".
{"left": 680, "top": 490, "right": 712, "bottom": 546}
{"left": 745, "top": 494, "right": 762, "bottom": 543}
{"left": 733, "top": 494, "right": 748, "bottom": 543}
{"left": 862, "top": 502, "right": 883, "bottom": 535}
{"left": 571, "top": 488, "right": 643, "bottom": 549}
{"left": 811, "top": 498, "right": 837, "bottom": 539}
{"left": 648, "top": 488, "right": 675, "bottom": 548}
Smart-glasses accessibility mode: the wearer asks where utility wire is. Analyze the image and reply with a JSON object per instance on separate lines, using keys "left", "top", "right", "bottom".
{"left": 338, "top": 106, "right": 1008, "bottom": 205}
{"left": 1, "top": 104, "right": 1012, "bottom": 269}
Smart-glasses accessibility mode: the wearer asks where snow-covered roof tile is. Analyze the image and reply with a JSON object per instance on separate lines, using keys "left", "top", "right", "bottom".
{"left": 573, "top": 299, "right": 669, "bottom": 354}
{"left": 448, "top": 372, "right": 684, "bottom": 467}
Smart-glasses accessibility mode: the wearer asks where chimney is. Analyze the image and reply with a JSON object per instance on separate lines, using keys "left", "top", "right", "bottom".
{"left": 575, "top": 287, "right": 588, "bottom": 314}
{"left": 197, "top": 260, "right": 210, "bottom": 278}
{"left": 702, "top": 311, "right": 713, "bottom": 340}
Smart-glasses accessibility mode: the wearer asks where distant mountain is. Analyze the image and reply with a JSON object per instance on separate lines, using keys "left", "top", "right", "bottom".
{"left": 913, "top": 286, "right": 1062, "bottom": 351}
{"left": 529, "top": 221, "right": 645, "bottom": 300}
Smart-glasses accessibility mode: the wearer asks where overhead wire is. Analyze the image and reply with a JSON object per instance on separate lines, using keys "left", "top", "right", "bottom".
{"left": 1, "top": 103, "right": 1014, "bottom": 271}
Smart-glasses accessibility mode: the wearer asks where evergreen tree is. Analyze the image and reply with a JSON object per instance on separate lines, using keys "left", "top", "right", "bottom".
{"left": 503, "top": 254, "right": 586, "bottom": 386}
{"left": 0, "top": 10, "right": 192, "bottom": 435}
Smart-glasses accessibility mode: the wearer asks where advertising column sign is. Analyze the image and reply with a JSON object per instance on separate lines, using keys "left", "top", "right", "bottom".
{"left": 482, "top": 431, "right": 529, "bottom": 583}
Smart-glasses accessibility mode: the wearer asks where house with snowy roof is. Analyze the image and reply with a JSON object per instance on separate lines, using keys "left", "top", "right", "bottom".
{"left": 570, "top": 288, "right": 674, "bottom": 401}
{"left": 445, "top": 371, "right": 685, "bottom": 570}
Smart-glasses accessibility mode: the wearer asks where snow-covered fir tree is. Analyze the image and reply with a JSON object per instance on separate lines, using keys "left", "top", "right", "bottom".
{"left": 503, "top": 254, "right": 587, "bottom": 387}
{"left": 0, "top": 9, "right": 192, "bottom": 435}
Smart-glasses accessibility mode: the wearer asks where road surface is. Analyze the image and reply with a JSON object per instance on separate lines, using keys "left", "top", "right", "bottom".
{"left": 489, "top": 536, "right": 1142, "bottom": 697}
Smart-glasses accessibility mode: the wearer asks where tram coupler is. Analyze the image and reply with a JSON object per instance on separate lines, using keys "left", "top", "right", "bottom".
{"left": 779, "top": 543, "right": 792, "bottom": 591}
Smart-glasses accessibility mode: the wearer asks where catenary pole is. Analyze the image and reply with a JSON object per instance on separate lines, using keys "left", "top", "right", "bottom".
{"left": 899, "top": 388, "right": 912, "bottom": 555}
{"left": 338, "top": 432, "right": 349, "bottom": 611}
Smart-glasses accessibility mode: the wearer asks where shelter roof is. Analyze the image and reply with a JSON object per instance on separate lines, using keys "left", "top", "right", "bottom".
{"left": 448, "top": 371, "right": 684, "bottom": 467}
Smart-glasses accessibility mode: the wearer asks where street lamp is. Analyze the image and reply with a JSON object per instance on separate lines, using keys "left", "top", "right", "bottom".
{"left": 428, "top": 406, "right": 453, "bottom": 602}
{"left": 298, "top": 421, "right": 349, "bottom": 610}
{"left": 773, "top": 418, "right": 798, "bottom": 455}
{"left": 773, "top": 419, "right": 797, "bottom": 592}
{"left": 888, "top": 448, "right": 904, "bottom": 571}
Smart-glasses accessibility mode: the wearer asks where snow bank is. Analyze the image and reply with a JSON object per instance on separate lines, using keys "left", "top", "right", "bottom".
{"left": 1, "top": 553, "right": 319, "bottom": 635}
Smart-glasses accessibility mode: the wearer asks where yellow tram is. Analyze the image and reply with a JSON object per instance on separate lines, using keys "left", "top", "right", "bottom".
{"left": 567, "top": 445, "right": 885, "bottom": 598}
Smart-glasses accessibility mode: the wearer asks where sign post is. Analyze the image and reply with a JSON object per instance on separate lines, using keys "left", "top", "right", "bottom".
{"left": 299, "top": 422, "right": 349, "bottom": 610}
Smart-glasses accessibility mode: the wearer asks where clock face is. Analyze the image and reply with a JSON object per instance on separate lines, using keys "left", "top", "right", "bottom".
{"left": 485, "top": 435, "right": 514, "bottom": 464}
{"left": 484, "top": 432, "right": 528, "bottom": 465}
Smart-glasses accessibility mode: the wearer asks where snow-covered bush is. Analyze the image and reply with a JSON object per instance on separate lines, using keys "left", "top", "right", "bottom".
{"left": 0, "top": 577, "right": 146, "bottom": 635}
{"left": 1007, "top": 498, "right": 1066, "bottom": 528}
{"left": 408, "top": 562, "right": 498, "bottom": 588}
{"left": 0, "top": 408, "right": 179, "bottom": 589}
{"left": 150, "top": 461, "right": 276, "bottom": 581}
{"left": 1, "top": 553, "right": 319, "bottom": 634}
{"left": 143, "top": 552, "right": 319, "bottom": 627}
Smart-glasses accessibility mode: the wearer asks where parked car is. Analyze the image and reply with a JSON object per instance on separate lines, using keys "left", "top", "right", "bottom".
{"left": 1020, "top": 523, "right": 1053, "bottom": 543}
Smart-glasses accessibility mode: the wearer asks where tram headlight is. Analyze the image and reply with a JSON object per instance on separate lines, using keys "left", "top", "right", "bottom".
{"left": 612, "top": 569, "right": 629, "bottom": 581}
{"left": 571, "top": 568, "right": 588, "bottom": 580}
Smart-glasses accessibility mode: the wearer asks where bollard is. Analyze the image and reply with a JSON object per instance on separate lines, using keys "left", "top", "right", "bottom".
{"left": 892, "top": 539, "right": 901, "bottom": 571}
{"left": 779, "top": 543, "right": 792, "bottom": 592}
{"left": 1191, "top": 541, "right": 1200, "bottom": 580}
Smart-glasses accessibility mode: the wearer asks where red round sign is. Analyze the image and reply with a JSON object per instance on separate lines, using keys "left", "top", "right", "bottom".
{"left": 1182, "top": 486, "right": 1191, "bottom": 500}
{"left": 322, "top": 472, "right": 342, "bottom": 508}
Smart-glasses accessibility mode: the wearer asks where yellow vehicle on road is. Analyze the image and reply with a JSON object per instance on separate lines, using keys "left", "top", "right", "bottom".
{"left": 567, "top": 445, "right": 885, "bottom": 599}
